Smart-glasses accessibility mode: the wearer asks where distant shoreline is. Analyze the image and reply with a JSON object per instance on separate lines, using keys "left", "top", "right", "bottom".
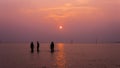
{"left": 0, "top": 41, "right": 120, "bottom": 44}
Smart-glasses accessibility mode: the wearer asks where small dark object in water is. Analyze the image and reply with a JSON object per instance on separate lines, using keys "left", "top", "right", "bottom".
{"left": 50, "top": 41, "right": 54, "bottom": 51}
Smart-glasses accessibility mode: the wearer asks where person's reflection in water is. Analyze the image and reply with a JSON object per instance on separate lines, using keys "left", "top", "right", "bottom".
{"left": 51, "top": 49, "right": 54, "bottom": 53}
{"left": 30, "top": 42, "right": 34, "bottom": 53}
{"left": 37, "top": 49, "right": 40, "bottom": 53}
{"left": 31, "top": 49, "right": 34, "bottom": 53}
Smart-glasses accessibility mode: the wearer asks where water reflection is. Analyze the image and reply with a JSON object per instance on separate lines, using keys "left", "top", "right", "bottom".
{"left": 37, "top": 49, "right": 40, "bottom": 54}
{"left": 51, "top": 49, "right": 54, "bottom": 53}
{"left": 31, "top": 50, "right": 34, "bottom": 54}
{"left": 55, "top": 43, "right": 66, "bottom": 68}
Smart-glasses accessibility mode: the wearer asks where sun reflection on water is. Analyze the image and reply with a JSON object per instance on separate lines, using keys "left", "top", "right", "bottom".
{"left": 55, "top": 43, "right": 66, "bottom": 68}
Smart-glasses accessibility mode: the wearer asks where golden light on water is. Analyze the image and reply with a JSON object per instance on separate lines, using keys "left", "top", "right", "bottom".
{"left": 55, "top": 43, "right": 66, "bottom": 68}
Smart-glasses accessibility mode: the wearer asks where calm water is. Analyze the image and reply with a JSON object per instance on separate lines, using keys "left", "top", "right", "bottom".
{"left": 0, "top": 43, "right": 120, "bottom": 68}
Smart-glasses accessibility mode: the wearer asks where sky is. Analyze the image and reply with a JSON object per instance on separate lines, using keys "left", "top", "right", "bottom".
{"left": 0, "top": 0, "right": 120, "bottom": 43}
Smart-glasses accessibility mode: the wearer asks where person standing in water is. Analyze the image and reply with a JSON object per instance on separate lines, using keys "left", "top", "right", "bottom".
{"left": 30, "top": 42, "right": 34, "bottom": 53}
{"left": 50, "top": 41, "right": 54, "bottom": 52}
{"left": 37, "top": 41, "right": 40, "bottom": 52}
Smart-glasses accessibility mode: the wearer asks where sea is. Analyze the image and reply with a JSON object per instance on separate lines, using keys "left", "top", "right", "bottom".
{"left": 0, "top": 43, "right": 120, "bottom": 68}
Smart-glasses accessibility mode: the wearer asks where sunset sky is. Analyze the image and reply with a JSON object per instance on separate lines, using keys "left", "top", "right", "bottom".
{"left": 0, "top": 0, "right": 120, "bottom": 43}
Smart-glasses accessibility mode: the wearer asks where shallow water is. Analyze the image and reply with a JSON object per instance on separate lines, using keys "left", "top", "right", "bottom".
{"left": 0, "top": 43, "right": 120, "bottom": 68}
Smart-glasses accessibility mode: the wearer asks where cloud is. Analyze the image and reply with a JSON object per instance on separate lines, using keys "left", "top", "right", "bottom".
{"left": 76, "top": 0, "right": 90, "bottom": 4}
{"left": 18, "top": 2, "right": 102, "bottom": 24}
{"left": 41, "top": 3, "right": 100, "bottom": 22}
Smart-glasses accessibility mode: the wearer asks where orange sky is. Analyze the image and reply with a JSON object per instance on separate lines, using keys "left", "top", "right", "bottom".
{"left": 0, "top": 0, "right": 120, "bottom": 42}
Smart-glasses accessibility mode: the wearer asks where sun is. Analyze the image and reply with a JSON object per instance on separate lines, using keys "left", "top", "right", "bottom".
{"left": 59, "top": 25, "right": 63, "bottom": 29}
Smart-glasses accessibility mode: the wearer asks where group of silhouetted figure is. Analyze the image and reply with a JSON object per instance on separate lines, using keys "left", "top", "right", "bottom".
{"left": 30, "top": 41, "right": 54, "bottom": 53}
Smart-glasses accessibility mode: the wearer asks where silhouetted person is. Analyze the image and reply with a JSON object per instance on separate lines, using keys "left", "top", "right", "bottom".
{"left": 30, "top": 42, "right": 34, "bottom": 53}
{"left": 37, "top": 41, "right": 40, "bottom": 52}
{"left": 50, "top": 41, "right": 54, "bottom": 52}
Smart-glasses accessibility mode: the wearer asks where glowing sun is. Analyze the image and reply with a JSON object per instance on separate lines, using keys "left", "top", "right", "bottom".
{"left": 59, "top": 26, "right": 63, "bottom": 29}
